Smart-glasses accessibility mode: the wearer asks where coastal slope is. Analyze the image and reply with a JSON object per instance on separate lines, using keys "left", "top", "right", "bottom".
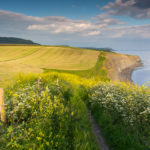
{"left": 104, "top": 52, "right": 142, "bottom": 82}
{"left": 0, "top": 45, "right": 142, "bottom": 84}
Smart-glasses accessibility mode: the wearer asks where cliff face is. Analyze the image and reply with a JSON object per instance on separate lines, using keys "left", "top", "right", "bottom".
{"left": 104, "top": 52, "right": 142, "bottom": 82}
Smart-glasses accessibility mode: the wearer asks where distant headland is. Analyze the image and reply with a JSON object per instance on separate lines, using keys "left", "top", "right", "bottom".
{"left": 0, "top": 37, "right": 39, "bottom": 45}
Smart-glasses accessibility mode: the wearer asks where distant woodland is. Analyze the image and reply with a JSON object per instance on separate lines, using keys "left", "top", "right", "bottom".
{"left": 0, "top": 37, "right": 39, "bottom": 45}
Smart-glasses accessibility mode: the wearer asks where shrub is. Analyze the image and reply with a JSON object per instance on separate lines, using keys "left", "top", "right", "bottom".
{"left": 88, "top": 82, "right": 150, "bottom": 149}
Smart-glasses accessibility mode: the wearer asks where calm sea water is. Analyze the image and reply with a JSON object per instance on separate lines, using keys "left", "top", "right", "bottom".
{"left": 115, "top": 50, "right": 150, "bottom": 86}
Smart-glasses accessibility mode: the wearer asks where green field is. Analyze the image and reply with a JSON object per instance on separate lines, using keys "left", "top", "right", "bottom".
{"left": 0, "top": 46, "right": 100, "bottom": 85}
{"left": 0, "top": 46, "right": 41, "bottom": 62}
{"left": 0, "top": 46, "right": 99, "bottom": 71}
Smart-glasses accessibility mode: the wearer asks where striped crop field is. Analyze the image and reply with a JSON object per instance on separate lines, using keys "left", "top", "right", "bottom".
{"left": 0, "top": 46, "right": 100, "bottom": 84}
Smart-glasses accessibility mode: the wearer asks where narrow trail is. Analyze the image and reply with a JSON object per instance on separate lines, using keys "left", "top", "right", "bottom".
{"left": 87, "top": 109, "right": 109, "bottom": 150}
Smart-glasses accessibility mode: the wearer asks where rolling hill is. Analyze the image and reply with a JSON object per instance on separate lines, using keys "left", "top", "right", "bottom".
{"left": 0, "top": 46, "right": 100, "bottom": 84}
{"left": 0, "top": 37, "right": 39, "bottom": 45}
{"left": 0, "top": 45, "right": 141, "bottom": 85}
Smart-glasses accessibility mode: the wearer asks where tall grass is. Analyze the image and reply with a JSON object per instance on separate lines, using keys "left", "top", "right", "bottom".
{"left": 1, "top": 73, "right": 100, "bottom": 150}
{"left": 88, "top": 82, "right": 150, "bottom": 150}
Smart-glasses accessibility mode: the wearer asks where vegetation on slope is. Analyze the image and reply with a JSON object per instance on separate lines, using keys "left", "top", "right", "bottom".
{"left": 0, "top": 46, "right": 41, "bottom": 62}
{"left": 44, "top": 52, "right": 109, "bottom": 81}
{"left": 0, "top": 45, "right": 149, "bottom": 150}
{"left": 1, "top": 72, "right": 150, "bottom": 150}
{"left": 0, "top": 46, "right": 99, "bottom": 70}
{"left": 0, "top": 46, "right": 100, "bottom": 86}
{"left": 88, "top": 82, "right": 150, "bottom": 150}
{"left": 0, "top": 73, "right": 99, "bottom": 150}
{"left": 0, "top": 37, "right": 38, "bottom": 45}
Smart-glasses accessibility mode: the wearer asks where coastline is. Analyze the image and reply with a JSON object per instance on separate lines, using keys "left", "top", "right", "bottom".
{"left": 104, "top": 52, "right": 142, "bottom": 82}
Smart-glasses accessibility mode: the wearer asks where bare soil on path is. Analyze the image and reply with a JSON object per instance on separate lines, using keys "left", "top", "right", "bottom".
{"left": 87, "top": 109, "right": 109, "bottom": 150}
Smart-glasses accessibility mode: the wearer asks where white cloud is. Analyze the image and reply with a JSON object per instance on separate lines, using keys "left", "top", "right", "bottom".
{"left": 101, "top": 24, "right": 150, "bottom": 39}
{"left": 0, "top": 10, "right": 43, "bottom": 21}
{"left": 94, "top": 14, "right": 126, "bottom": 25}
{"left": 27, "top": 21, "right": 107, "bottom": 35}
{"left": 84, "top": 31, "right": 101, "bottom": 36}
{"left": 0, "top": 9, "right": 150, "bottom": 48}
{"left": 0, "top": 10, "right": 107, "bottom": 36}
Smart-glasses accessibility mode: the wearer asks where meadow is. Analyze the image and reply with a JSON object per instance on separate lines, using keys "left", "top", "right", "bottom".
{"left": 0, "top": 45, "right": 100, "bottom": 86}
{"left": 0, "top": 45, "right": 150, "bottom": 150}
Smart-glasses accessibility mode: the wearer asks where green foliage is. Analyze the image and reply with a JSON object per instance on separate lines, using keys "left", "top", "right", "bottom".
{"left": 88, "top": 82, "right": 150, "bottom": 150}
{"left": 1, "top": 45, "right": 149, "bottom": 150}
{"left": 1, "top": 63, "right": 150, "bottom": 150}
{"left": 44, "top": 53, "right": 109, "bottom": 82}
{"left": 1, "top": 74, "right": 99, "bottom": 150}
{"left": 0, "top": 37, "right": 38, "bottom": 45}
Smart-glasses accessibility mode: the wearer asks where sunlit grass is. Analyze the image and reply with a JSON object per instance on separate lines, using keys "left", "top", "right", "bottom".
{"left": 0, "top": 46, "right": 100, "bottom": 86}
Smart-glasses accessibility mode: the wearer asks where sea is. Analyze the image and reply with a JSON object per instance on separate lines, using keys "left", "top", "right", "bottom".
{"left": 115, "top": 50, "right": 150, "bottom": 86}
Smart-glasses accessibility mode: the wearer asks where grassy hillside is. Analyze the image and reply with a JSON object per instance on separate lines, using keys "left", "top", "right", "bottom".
{"left": 0, "top": 45, "right": 148, "bottom": 150}
{"left": 0, "top": 46, "right": 41, "bottom": 62}
{"left": 0, "top": 45, "right": 100, "bottom": 85}
{"left": 0, "top": 46, "right": 99, "bottom": 71}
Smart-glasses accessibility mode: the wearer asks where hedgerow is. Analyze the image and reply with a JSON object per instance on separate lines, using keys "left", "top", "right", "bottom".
{"left": 1, "top": 72, "right": 150, "bottom": 150}
{"left": 88, "top": 82, "right": 150, "bottom": 150}
{"left": 0, "top": 74, "right": 99, "bottom": 150}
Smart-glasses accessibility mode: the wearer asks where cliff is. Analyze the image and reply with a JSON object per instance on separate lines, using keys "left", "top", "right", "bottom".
{"left": 104, "top": 52, "right": 142, "bottom": 82}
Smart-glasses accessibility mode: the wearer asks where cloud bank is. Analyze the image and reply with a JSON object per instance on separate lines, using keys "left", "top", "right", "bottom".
{"left": 0, "top": 9, "right": 125, "bottom": 37}
{"left": 103, "top": 0, "right": 150, "bottom": 19}
{"left": 0, "top": 9, "right": 150, "bottom": 49}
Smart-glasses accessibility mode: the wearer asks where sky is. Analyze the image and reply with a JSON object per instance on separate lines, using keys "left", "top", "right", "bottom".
{"left": 1, "top": 0, "right": 150, "bottom": 50}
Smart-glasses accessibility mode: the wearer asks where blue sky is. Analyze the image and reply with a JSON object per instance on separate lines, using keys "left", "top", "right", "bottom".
{"left": 0, "top": 0, "right": 110, "bottom": 19}
{"left": 1, "top": 0, "right": 150, "bottom": 50}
